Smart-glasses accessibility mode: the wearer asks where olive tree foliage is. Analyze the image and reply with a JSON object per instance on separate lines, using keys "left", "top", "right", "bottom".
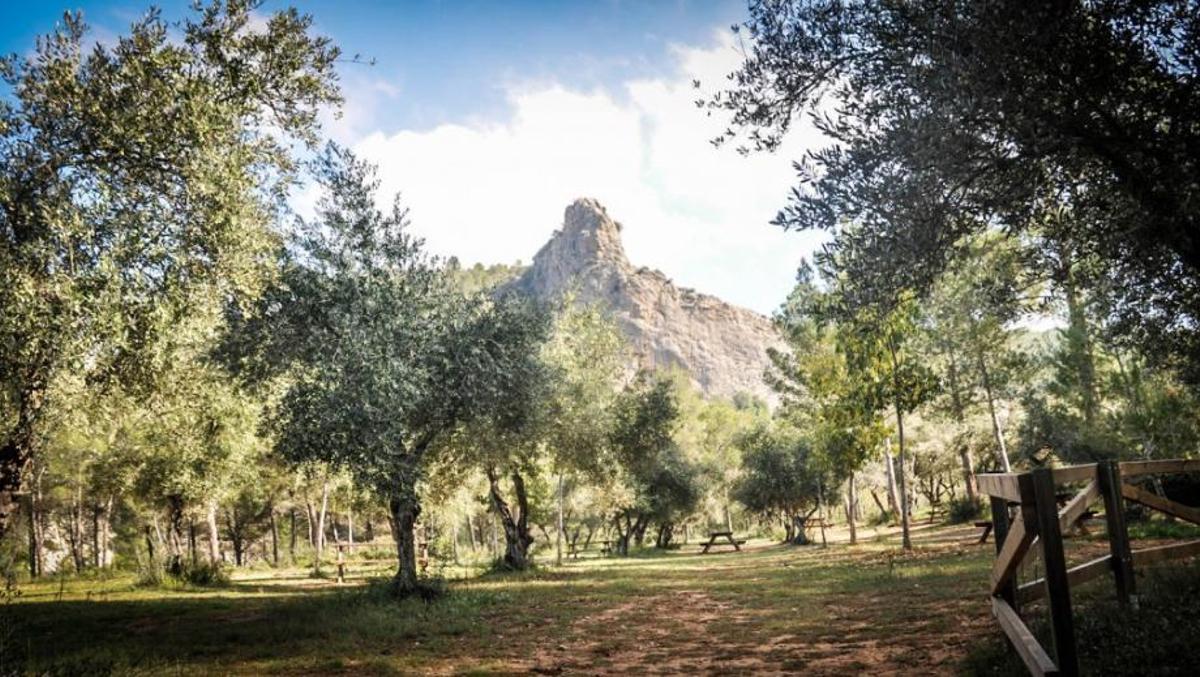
{"left": 606, "top": 373, "right": 700, "bottom": 554}
{"left": 706, "top": 0, "right": 1200, "bottom": 388}
{"left": 673, "top": 382, "right": 768, "bottom": 534}
{"left": 732, "top": 422, "right": 831, "bottom": 545}
{"left": 0, "top": 1, "right": 341, "bottom": 538}
{"left": 223, "top": 145, "right": 547, "bottom": 594}
{"left": 444, "top": 295, "right": 623, "bottom": 571}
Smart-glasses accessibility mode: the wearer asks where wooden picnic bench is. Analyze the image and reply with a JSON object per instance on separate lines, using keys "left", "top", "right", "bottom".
{"left": 974, "top": 520, "right": 993, "bottom": 543}
{"left": 975, "top": 508, "right": 1097, "bottom": 543}
{"left": 700, "top": 531, "right": 746, "bottom": 554}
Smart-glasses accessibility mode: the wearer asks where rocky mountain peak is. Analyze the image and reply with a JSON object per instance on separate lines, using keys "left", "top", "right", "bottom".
{"left": 511, "top": 199, "right": 784, "bottom": 406}
{"left": 552, "top": 197, "right": 628, "bottom": 268}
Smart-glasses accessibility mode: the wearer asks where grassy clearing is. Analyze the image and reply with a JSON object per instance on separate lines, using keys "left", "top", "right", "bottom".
{"left": 2, "top": 519, "right": 1196, "bottom": 675}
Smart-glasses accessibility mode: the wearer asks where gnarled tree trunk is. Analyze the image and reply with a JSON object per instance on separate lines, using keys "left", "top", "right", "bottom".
{"left": 0, "top": 366, "right": 49, "bottom": 541}
{"left": 486, "top": 467, "right": 535, "bottom": 570}
{"left": 389, "top": 493, "right": 421, "bottom": 594}
{"left": 655, "top": 522, "right": 675, "bottom": 549}
{"left": 166, "top": 495, "right": 186, "bottom": 575}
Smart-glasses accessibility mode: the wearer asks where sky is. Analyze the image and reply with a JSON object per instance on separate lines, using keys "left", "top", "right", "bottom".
{"left": 0, "top": 1, "right": 829, "bottom": 315}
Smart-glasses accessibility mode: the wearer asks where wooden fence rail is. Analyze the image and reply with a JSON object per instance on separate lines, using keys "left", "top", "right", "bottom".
{"left": 977, "top": 459, "right": 1200, "bottom": 676}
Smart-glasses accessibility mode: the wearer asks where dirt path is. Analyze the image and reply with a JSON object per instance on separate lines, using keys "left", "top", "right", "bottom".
{"left": 514, "top": 529, "right": 995, "bottom": 676}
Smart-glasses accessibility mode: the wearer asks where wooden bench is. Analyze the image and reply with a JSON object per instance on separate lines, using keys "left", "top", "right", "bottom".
{"left": 975, "top": 521, "right": 993, "bottom": 543}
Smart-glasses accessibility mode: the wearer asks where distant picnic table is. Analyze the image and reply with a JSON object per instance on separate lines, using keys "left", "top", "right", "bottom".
{"left": 700, "top": 531, "right": 745, "bottom": 554}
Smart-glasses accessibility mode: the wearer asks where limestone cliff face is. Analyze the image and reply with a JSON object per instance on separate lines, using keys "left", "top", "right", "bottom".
{"left": 511, "top": 198, "right": 783, "bottom": 405}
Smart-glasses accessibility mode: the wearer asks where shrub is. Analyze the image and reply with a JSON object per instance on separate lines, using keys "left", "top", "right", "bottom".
{"left": 179, "top": 561, "right": 229, "bottom": 587}
{"left": 947, "top": 496, "right": 986, "bottom": 524}
{"left": 134, "top": 560, "right": 165, "bottom": 588}
{"left": 136, "top": 560, "right": 228, "bottom": 588}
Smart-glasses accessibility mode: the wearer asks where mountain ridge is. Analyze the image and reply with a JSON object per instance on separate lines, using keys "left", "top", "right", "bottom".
{"left": 508, "top": 198, "right": 783, "bottom": 405}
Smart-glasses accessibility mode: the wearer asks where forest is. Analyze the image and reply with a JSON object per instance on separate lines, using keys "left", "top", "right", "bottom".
{"left": 2, "top": 1, "right": 1199, "bottom": 675}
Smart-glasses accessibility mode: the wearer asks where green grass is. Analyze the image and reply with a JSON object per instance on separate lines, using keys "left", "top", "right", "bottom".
{"left": 2, "top": 522, "right": 1197, "bottom": 675}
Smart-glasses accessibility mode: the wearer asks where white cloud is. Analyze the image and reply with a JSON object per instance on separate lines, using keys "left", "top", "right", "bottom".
{"left": 343, "top": 30, "right": 828, "bottom": 315}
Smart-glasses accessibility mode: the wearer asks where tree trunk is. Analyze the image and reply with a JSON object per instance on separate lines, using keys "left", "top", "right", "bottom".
{"left": 655, "top": 522, "right": 675, "bottom": 549}
{"left": 633, "top": 517, "right": 648, "bottom": 547}
{"left": 846, "top": 473, "right": 858, "bottom": 546}
{"left": 347, "top": 511, "right": 354, "bottom": 548}
{"left": 188, "top": 519, "right": 197, "bottom": 565}
{"left": 25, "top": 492, "right": 42, "bottom": 578}
{"left": 314, "top": 478, "right": 329, "bottom": 574}
{"left": 305, "top": 501, "right": 316, "bottom": 548}
{"left": 0, "top": 366, "right": 49, "bottom": 541}
{"left": 947, "top": 347, "right": 979, "bottom": 500}
{"left": 465, "top": 514, "right": 478, "bottom": 551}
{"left": 144, "top": 524, "right": 156, "bottom": 564}
{"left": 206, "top": 501, "right": 221, "bottom": 564}
{"left": 389, "top": 494, "right": 421, "bottom": 594}
{"left": 93, "top": 502, "right": 104, "bottom": 569}
{"left": 977, "top": 350, "right": 1012, "bottom": 472}
{"left": 269, "top": 508, "right": 279, "bottom": 566}
{"left": 451, "top": 519, "right": 460, "bottom": 563}
{"left": 724, "top": 488, "right": 734, "bottom": 533}
{"left": 884, "top": 440, "right": 900, "bottom": 520}
{"left": 70, "top": 483, "right": 85, "bottom": 571}
{"left": 817, "top": 481, "right": 828, "bottom": 548}
{"left": 289, "top": 508, "right": 297, "bottom": 561}
{"left": 555, "top": 474, "right": 564, "bottom": 567}
{"left": 792, "top": 510, "right": 816, "bottom": 545}
{"left": 166, "top": 495, "right": 186, "bottom": 575}
{"left": 888, "top": 342, "right": 913, "bottom": 552}
{"left": 613, "top": 513, "right": 639, "bottom": 556}
{"left": 486, "top": 467, "right": 534, "bottom": 570}
{"left": 870, "top": 488, "right": 887, "bottom": 518}
{"left": 226, "top": 509, "right": 245, "bottom": 567}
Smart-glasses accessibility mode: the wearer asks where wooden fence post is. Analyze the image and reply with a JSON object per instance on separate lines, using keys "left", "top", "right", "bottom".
{"left": 1099, "top": 460, "right": 1136, "bottom": 607}
{"left": 990, "top": 495, "right": 1018, "bottom": 610}
{"left": 1031, "top": 467, "right": 1079, "bottom": 677}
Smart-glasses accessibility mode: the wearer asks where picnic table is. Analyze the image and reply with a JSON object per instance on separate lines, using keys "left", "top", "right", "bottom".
{"left": 566, "top": 540, "right": 610, "bottom": 558}
{"left": 974, "top": 490, "right": 1099, "bottom": 543}
{"left": 700, "top": 531, "right": 745, "bottom": 554}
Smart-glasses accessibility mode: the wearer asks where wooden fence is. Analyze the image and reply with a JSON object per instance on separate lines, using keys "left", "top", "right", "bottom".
{"left": 977, "top": 459, "right": 1200, "bottom": 676}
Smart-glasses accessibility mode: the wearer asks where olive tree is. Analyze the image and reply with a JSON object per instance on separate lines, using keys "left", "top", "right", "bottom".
{"left": 0, "top": 1, "right": 340, "bottom": 538}
{"left": 226, "top": 146, "right": 546, "bottom": 594}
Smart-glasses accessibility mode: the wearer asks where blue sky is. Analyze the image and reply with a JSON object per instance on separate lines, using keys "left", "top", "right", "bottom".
{"left": 1, "top": 1, "right": 829, "bottom": 314}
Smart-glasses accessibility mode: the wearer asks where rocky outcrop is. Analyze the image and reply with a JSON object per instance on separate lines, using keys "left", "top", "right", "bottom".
{"left": 510, "top": 198, "right": 783, "bottom": 405}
